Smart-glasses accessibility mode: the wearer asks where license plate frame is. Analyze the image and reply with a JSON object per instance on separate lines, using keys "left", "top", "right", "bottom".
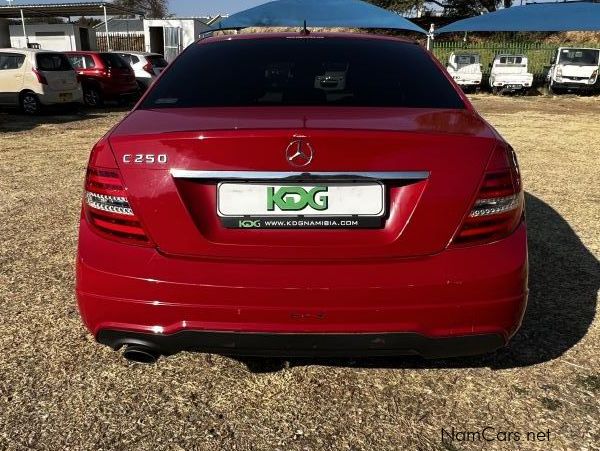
{"left": 217, "top": 182, "right": 386, "bottom": 229}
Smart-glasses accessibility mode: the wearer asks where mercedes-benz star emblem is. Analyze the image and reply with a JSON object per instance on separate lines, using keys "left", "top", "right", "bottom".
{"left": 285, "top": 139, "right": 314, "bottom": 168}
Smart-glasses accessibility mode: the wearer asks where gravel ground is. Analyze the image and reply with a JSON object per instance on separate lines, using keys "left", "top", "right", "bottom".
{"left": 0, "top": 96, "right": 598, "bottom": 451}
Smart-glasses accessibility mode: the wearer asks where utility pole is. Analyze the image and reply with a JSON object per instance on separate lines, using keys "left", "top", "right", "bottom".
{"left": 426, "top": 23, "right": 435, "bottom": 51}
{"left": 101, "top": 5, "right": 111, "bottom": 50}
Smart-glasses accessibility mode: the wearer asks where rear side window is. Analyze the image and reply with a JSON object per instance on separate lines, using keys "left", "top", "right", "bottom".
{"left": 100, "top": 53, "right": 128, "bottom": 69}
{"left": 36, "top": 53, "right": 72, "bottom": 71}
{"left": 0, "top": 53, "right": 25, "bottom": 70}
{"left": 84, "top": 55, "right": 96, "bottom": 68}
{"left": 147, "top": 55, "right": 168, "bottom": 68}
{"left": 498, "top": 56, "right": 523, "bottom": 65}
{"left": 68, "top": 54, "right": 95, "bottom": 69}
{"left": 457, "top": 55, "right": 476, "bottom": 65}
{"left": 142, "top": 37, "right": 465, "bottom": 109}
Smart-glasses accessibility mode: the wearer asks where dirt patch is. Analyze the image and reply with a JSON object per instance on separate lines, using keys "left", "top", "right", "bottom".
{"left": 0, "top": 97, "right": 598, "bottom": 450}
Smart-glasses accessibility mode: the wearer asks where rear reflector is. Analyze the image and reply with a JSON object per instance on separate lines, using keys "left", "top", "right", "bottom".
{"left": 453, "top": 144, "right": 524, "bottom": 246}
{"left": 142, "top": 62, "right": 154, "bottom": 75}
{"left": 83, "top": 144, "right": 151, "bottom": 245}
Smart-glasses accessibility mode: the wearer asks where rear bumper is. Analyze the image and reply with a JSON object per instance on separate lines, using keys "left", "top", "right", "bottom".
{"left": 38, "top": 87, "right": 83, "bottom": 105}
{"left": 492, "top": 83, "right": 531, "bottom": 91}
{"left": 551, "top": 81, "right": 597, "bottom": 91}
{"left": 76, "top": 219, "right": 528, "bottom": 357}
{"left": 97, "top": 329, "right": 505, "bottom": 358}
{"left": 454, "top": 79, "right": 482, "bottom": 86}
{"left": 135, "top": 76, "right": 155, "bottom": 88}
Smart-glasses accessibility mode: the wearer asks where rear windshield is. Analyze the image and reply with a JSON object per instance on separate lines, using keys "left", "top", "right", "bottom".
{"left": 36, "top": 53, "right": 72, "bottom": 71}
{"left": 498, "top": 56, "right": 523, "bottom": 65}
{"left": 147, "top": 55, "right": 168, "bottom": 68}
{"left": 142, "top": 37, "right": 465, "bottom": 109}
{"left": 100, "top": 53, "right": 129, "bottom": 69}
{"left": 558, "top": 49, "right": 600, "bottom": 66}
{"left": 456, "top": 55, "right": 477, "bottom": 65}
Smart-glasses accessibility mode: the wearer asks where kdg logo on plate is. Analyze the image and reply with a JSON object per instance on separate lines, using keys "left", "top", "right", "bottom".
{"left": 267, "top": 186, "right": 329, "bottom": 211}
{"left": 238, "top": 219, "right": 261, "bottom": 228}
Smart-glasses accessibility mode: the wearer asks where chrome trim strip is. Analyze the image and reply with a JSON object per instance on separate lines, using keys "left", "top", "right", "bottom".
{"left": 170, "top": 170, "right": 430, "bottom": 181}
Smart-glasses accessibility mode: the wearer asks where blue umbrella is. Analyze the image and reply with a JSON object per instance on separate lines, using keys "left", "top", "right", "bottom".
{"left": 218, "top": 0, "right": 427, "bottom": 33}
{"left": 437, "top": 1, "right": 600, "bottom": 33}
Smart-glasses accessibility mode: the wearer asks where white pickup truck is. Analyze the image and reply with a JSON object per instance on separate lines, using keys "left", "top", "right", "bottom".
{"left": 489, "top": 54, "right": 534, "bottom": 94}
{"left": 446, "top": 52, "right": 483, "bottom": 92}
{"left": 547, "top": 47, "right": 600, "bottom": 94}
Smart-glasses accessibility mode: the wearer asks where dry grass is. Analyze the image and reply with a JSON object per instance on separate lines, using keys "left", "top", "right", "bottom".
{"left": 0, "top": 97, "right": 598, "bottom": 451}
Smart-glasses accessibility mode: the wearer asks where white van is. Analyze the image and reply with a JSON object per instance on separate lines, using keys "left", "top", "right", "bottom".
{"left": 547, "top": 47, "right": 600, "bottom": 94}
{"left": 489, "top": 54, "right": 534, "bottom": 94}
{"left": 0, "top": 48, "right": 83, "bottom": 114}
{"left": 446, "top": 52, "right": 483, "bottom": 92}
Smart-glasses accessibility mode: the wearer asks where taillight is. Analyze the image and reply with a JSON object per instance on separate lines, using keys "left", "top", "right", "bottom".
{"left": 83, "top": 140, "right": 152, "bottom": 246}
{"left": 32, "top": 69, "right": 48, "bottom": 85}
{"left": 452, "top": 144, "right": 524, "bottom": 246}
{"left": 142, "top": 62, "right": 154, "bottom": 75}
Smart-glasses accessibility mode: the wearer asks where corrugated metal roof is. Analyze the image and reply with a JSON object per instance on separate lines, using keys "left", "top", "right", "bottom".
{"left": 0, "top": 2, "right": 142, "bottom": 19}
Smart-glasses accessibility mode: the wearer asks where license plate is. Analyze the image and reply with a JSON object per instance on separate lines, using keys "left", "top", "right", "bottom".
{"left": 218, "top": 182, "right": 385, "bottom": 229}
{"left": 59, "top": 93, "right": 72, "bottom": 101}
{"left": 506, "top": 84, "right": 522, "bottom": 89}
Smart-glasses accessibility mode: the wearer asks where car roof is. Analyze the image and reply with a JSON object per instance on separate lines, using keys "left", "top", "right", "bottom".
{"left": 557, "top": 46, "right": 600, "bottom": 51}
{"left": 198, "top": 31, "right": 417, "bottom": 45}
{"left": 495, "top": 54, "right": 527, "bottom": 58}
{"left": 111, "top": 51, "right": 161, "bottom": 56}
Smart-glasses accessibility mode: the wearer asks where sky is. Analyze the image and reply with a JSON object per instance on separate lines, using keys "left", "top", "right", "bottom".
{"left": 3, "top": 0, "right": 270, "bottom": 16}
{"left": 6, "top": 0, "right": 564, "bottom": 17}
{"left": 168, "top": 0, "right": 267, "bottom": 16}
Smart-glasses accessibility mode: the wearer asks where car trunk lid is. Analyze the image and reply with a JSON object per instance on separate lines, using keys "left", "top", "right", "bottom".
{"left": 35, "top": 53, "right": 79, "bottom": 91}
{"left": 107, "top": 107, "right": 498, "bottom": 261}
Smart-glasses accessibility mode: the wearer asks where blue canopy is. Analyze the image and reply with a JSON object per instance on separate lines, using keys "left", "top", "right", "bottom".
{"left": 437, "top": 1, "right": 600, "bottom": 33}
{"left": 218, "top": 0, "right": 427, "bottom": 33}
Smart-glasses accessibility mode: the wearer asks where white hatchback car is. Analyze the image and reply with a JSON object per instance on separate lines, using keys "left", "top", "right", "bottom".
{"left": 0, "top": 48, "right": 83, "bottom": 114}
{"left": 112, "top": 51, "right": 168, "bottom": 91}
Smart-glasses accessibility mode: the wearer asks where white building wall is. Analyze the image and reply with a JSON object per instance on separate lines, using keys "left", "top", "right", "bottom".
{"left": 10, "top": 24, "right": 77, "bottom": 51}
{"left": 143, "top": 19, "right": 212, "bottom": 56}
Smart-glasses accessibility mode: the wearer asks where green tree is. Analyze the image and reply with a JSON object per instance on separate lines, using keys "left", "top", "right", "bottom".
{"left": 113, "top": 0, "right": 169, "bottom": 18}
{"left": 367, "top": 0, "right": 424, "bottom": 12}
{"left": 366, "top": 0, "right": 512, "bottom": 16}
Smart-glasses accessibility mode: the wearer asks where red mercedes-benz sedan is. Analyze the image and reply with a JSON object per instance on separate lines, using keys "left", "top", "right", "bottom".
{"left": 76, "top": 33, "right": 527, "bottom": 363}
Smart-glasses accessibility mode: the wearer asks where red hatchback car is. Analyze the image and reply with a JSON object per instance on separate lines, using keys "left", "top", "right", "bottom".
{"left": 65, "top": 51, "right": 138, "bottom": 106}
{"left": 76, "top": 33, "right": 528, "bottom": 363}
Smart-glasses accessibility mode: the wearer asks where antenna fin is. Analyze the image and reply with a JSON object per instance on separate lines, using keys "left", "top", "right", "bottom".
{"left": 301, "top": 19, "right": 310, "bottom": 35}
